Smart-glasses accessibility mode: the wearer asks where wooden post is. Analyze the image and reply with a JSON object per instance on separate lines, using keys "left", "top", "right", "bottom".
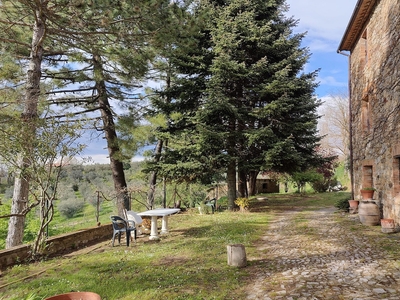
{"left": 227, "top": 244, "right": 247, "bottom": 267}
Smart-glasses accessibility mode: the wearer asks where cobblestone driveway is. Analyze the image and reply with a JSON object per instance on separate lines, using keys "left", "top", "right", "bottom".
{"left": 245, "top": 208, "right": 400, "bottom": 300}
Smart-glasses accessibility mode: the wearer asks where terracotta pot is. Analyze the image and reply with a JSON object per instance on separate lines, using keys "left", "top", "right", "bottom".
{"left": 358, "top": 201, "right": 380, "bottom": 226}
{"left": 348, "top": 200, "right": 359, "bottom": 214}
{"left": 360, "top": 189, "right": 374, "bottom": 200}
{"left": 348, "top": 200, "right": 359, "bottom": 208}
{"left": 381, "top": 218, "right": 396, "bottom": 233}
{"left": 45, "top": 292, "right": 101, "bottom": 300}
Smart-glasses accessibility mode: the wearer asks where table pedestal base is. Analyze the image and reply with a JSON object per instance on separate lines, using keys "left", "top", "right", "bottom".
{"left": 149, "top": 216, "right": 160, "bottom": 240}
{"left": 160, "top": 216, "right": 169, "bottom": 234}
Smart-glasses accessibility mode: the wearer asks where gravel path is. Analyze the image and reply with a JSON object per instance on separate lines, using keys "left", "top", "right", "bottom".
{"left": 245, "top": 208, "right": 400, "bottom": 300}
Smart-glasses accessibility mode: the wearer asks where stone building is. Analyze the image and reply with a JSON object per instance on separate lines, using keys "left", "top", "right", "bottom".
{"left": 338, "top": 0, "right": 400, "bottom": 222}
{"left": 255, "top": 174, "right": 279, "bottom": 194}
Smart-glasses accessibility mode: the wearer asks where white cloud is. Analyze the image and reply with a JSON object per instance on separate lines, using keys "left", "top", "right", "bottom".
{"left": 318, "top": 75, "right": 348, "bottom": 87}
{"left": 80, "top": 154, "right": 110, "bottom": 165}
{"left": 286, "top": 0, "right": 358, "bottom": 50}
{"left": 305, "top": 39, "right": 334, "bottom": 52}
{"left": 78, "top": 154, "right": 145, "bottom": 165}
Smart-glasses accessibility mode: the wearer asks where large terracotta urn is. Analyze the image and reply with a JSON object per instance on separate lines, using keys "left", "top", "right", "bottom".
{"left": 358, "top": 201, "right": 380, "bottom": 226}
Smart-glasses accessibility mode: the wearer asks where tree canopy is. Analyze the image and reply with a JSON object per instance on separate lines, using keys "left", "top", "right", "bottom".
{"left": 144, "top": 0, "right": 323, "bottom": 209}
{"left": 0, "top": 0, "right": 328, "bottom": 248}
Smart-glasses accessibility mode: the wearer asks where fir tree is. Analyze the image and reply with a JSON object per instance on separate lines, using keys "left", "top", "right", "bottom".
{"left": 148, "top": 0, "right": 322, "bottom": 209}
{"left": 200, "top": 0, "right": 322, "bottom": 207}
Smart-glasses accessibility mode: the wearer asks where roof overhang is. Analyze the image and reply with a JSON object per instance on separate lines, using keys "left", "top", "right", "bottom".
{"left": 337, "top": 0, "right": 377, "bottom": 52}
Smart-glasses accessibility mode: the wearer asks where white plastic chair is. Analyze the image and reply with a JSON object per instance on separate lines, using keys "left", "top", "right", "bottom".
{"left": 124, "top": 209, "right": 143, "bottom": 236}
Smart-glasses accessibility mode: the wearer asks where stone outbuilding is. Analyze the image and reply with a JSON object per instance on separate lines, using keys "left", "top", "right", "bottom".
{"left": 338, "top": 0, "right": 400, "bottom": 222}
{"left": 255, "top": 174, "right": 279, "bottom": 194}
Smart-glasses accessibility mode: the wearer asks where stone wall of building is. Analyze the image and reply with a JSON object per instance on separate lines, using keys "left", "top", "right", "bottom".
{"left": 350, "top": 0, "right": 400, "bottom": 222}
{"left": 255, "top": 179, "right": 279, "bottom": 194}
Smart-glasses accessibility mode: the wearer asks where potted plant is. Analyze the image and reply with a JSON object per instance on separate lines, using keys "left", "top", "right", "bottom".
{"left": 381, "top": 218, "right": 397, "bottom": 233}
{"left": 360, "top": 187, "right": 375, "bottom": 200}
{"left": 348, "top": 199, "right": 359, "bottom": 213}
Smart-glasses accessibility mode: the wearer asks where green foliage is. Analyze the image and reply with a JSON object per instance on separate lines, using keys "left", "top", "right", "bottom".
{"left": 0, "top": 192, "right": 356, "bottom": 299}
{"left": 310, "top": 147, "right": 339, "bottom": 193}
{"left": 23, "top": 293, "right": 43, "bottom": 300}
{"left": 291, "top": 170, "right": 322, "bottom": 193}
{"left": 23, "top": 210, "right": 41, "bottom": 243}
{"left": 198, "top": 202, "right": 211, "bottom": 214}
{"left": 217, "top": 196, "right": 228, "bottom": 209}
{"left": 186, "top": 188, "right": 207, "bottom": 208}
{"left": 361, "top": 187, "right": 376, "bottom": 191}
{"left": 334, "top": 195, "right": 351, "bottom": 211}
{"left": 0, "top": 200, "right": 11, "bottom": 249}
{"left": 334, "top": 161, "right": 350, "bottom": 187}
{"left": 0, "top": 162, "right": 128, "bottom": 249}
{"left": 57, "top": 198, "right": 85, "bottom": 218}
{"left": 145, "top": 0, "right": 322, "bottom": 210}
{"left": 2, "top": 206, "right": 266, "bottom": 299}
{"left": 311, "top": 176, "right": 337, "bottom": 193}
{"left": 234, "top": 197, "right": 250, "bottom": 210}
{"left": 4, "top": 186, "right": 13, "bottom": 200}
{"left": 79, "top": 182, "right": 97, "bottom": 206}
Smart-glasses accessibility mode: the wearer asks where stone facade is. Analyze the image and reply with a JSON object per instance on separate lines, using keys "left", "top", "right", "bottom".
{"left": 255, "top": 176, "right": 279, "bottom": 194}
{"left": 339, "top": 0, "right": 400, "bottom": 223}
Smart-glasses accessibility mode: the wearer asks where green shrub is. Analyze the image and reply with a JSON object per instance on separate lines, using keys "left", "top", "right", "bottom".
{"left": 23, "top": 209, "right": 41, "bottom": 243}
{"left": 291, "top": 170, "right": 322, "bottom": 193}
{"left": 4, "top": 186, "right": 13, "bottom": 200}
{"left": 312, "top": 177, "right": 336, "bottom": 193}
{"left": 0, "top": 201, "right": 11, "bottom": 248}
{"left": 199, "top": 202, "right": 211, "bottom": 214}
{"left": 335, "top": 197, "right": 350, "bottom": 211}
{"left": 188, "top": 190, "right": 207, "bottom": 208}
{"left": 234, "top": 197, "right": 250, "bottom": 211}
{"left": 58, "top": 198, "right": 85, "bottom": 218}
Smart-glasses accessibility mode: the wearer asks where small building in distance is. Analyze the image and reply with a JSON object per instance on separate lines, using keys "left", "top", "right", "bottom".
{"left": 255, "top": 174, "right": 279, "bottom": 194}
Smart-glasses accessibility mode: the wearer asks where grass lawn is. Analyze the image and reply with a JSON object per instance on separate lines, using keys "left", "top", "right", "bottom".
{"left": 0, "top": 192, "right": 351, "bottom": 300}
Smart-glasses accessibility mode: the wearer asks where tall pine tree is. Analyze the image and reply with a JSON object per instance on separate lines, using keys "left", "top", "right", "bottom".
{"left": 200, "top": 0, "right": 322, "bottom": 207}
{"left": 148, "top": 0, "right": 322, "bottom": 209}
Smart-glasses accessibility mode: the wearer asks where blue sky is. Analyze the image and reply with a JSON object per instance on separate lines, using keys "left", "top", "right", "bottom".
{"left": 286, "top": 0, "right": 357, "bottom": 97}
{"left": 81, "top": 0, "right": 358, "bottom": 164}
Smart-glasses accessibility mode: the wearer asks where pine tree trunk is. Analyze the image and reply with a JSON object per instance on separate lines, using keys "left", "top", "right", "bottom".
{"left": 6, "top": 173, "right": 29, "bottom": 248}
{"left": 6, "top": 6, "right": 46, "bottom": 248}
{"left": 226, "top": 116, "right": 237, "bottom": 210}
{"left": 147, "top": 139, "right": 164, "bottom": 209}
{"left": 227, "top": 159, "right": 236, "bottom": 211}
{"left": 248, "top": 171, "right": 259, "bottom": 196}
{"left": 93, "top": 54, "right": 129, "bottom": 216}
{"left": 237, "top": 169, "right": 247, "bottom": 198}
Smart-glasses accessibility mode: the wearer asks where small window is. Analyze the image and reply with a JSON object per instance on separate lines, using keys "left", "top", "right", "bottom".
{"left": 398, "top": 158, "right": 400, "bottom": 186}
{"left": 393, "top": 156, "right": 400, "bottom": 194}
